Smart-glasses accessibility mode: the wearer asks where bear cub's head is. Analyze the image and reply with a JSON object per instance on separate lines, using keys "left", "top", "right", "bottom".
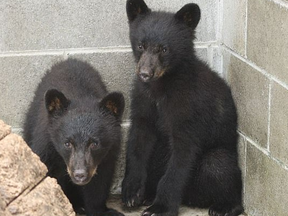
{"left": 45, "top": 89, "right": 124, "bottom": 185}
{"left": 126, "top": 0, "right": 201, "bottom": 83}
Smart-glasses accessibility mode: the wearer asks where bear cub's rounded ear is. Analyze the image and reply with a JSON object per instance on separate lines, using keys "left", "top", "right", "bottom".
{"left": 126, "top": 0, "right": 150, "bottom": 22}
{"left": 45, "top": 89, "right": 70, "bottom": 116}
{"left": 100, "top": 92, "right": 125, "bottom": 119}
{"left": 175, "top": 3, "right": 201, "bottom": 29}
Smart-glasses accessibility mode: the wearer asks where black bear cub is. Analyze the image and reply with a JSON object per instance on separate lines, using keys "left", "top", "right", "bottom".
{"left": 24, "top": 59, "right": 125, "bottom": 216}
{"left": 122, "top": 1, "right": 244, "bottom": 216}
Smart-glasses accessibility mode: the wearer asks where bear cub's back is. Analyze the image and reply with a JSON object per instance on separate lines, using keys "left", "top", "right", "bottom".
{"left": 37, "top": 59, "right": 108, "bottom": 101}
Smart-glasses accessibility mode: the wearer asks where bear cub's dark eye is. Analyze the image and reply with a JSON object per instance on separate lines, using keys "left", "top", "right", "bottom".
{"left": 138, "top": 44, "right": 143, "bottom": 50}
{"left": 64, "top": 142, "right": 72, "bottom": 149}
{"left": 90, "top": 141, "right": 100, "bottom": 150}
{"left": 162, "top": 47, "right": 168, "bottom": 53}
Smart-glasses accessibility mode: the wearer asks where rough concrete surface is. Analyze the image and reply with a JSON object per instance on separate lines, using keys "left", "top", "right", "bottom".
{"left": 107, "top": 195, "right": 208, "bottom": 216}
{"left": 222, "top": 0, "right": 246, "bottom": 56}
{"left": 1, "top": 0, "right": 218, "bottom": 51}
{"left": 224, "top": 52, "right": 269, "bottom": 148}
{"left": 270, "top": 82, "right": 288, "bottom": 165}
{"left": 247, "top": 0, "right": 288, "bottom": 84}
{"left": 106, "top": 195, "right": 246, "bottom": 216}
{"left": 245, "top": 143, "right": 288, "bottom": 216}
{"left": 0, "top": 56, "right": 63, "bottom": 128}
{"left": 0, "top": 119, "right": 75, "bottom": 216}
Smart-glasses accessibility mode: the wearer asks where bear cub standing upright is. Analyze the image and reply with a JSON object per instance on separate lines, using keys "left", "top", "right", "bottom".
{"left": 24, "top": 59, "right": 125, "bottom": 216}
{"left": 122, "top": 1, "right": 244, "bottom": 216}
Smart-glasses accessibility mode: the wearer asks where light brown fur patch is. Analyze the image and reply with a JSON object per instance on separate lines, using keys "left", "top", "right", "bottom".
{"left": 48, "top": 97, "right": 61, "bottom": 111}
{"left": 157, "top": 68, "right": 167, "bottom": 78}
{"left": 184, "top": 13, "right": 193, "bottom": 23}
{"left": 106, "top": 101, "right": 118, "bottom": 114}
{"left": 67, "top": 167, "right": 72, "bottom": 177}
{"left": 90, "top": 166, "right": 98, "bottom": 177}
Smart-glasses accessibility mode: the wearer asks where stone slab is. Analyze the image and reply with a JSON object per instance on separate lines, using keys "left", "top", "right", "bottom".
{"left": 7, "top": 177, "right": 75, "bottom": 216}
{"left": 0, "top": 133, "right": 47, "bottom": 206}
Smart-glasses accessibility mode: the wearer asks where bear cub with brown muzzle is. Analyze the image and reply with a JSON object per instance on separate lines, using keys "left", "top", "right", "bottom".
{"left": 23, "top": 59, "right": 125, "bottom": 216}
{"left": 122, "top": 0, "right": 244, "bottom": 216}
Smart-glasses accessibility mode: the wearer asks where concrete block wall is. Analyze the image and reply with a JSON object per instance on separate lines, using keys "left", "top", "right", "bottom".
{"left": 221, "top": 0, "right": 288, "bottom": 215}
{"left": 0, "top": 0, "right": 221, "bottom": 194}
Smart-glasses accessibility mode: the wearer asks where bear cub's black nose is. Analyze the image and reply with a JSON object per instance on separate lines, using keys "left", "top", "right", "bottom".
{"left": 74, "top": 169, "right": 88, "bottom": 182}
{"left": 139, "top": 69, "right": 153, "bottom": 82}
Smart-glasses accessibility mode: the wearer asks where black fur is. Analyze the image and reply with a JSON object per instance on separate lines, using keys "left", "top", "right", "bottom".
{"left": 122, "top": 1, "right": 243, "bottom": 216}
{"left": 23, "top": 59, "right": 125, "bottom": 216}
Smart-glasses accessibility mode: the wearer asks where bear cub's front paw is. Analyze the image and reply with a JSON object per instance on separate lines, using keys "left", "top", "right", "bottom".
{"left": 142, "top": 203, "right": 177, "bottom": 216}
{"left": 122, "top": 175, "right": 145, "bottom": 207}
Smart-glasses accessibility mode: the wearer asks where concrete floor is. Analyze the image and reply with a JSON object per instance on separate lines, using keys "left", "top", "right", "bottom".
{"left": 78, "top": 195, "right": 247, "bottom": 216}
{"left": 107, "top": 195, "right": 216, "bottom": 216}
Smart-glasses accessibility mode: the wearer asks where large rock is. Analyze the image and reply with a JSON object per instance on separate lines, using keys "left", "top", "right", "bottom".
{"left": 0, "top": 120, "right": 75, "bottom": 216}
{"left": 7, "top": 177, "right": 74, "bottom": 216}
{"left": 0, "top": 133, "right": 47, "bottom": 205}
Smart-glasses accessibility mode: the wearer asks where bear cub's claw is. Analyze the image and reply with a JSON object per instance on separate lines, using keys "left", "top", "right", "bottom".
{"left": 122, "top": 175, "right": 145, "bottom": 207}
{"left": 142, "top": 203, "right": 177, "bottom": 216}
